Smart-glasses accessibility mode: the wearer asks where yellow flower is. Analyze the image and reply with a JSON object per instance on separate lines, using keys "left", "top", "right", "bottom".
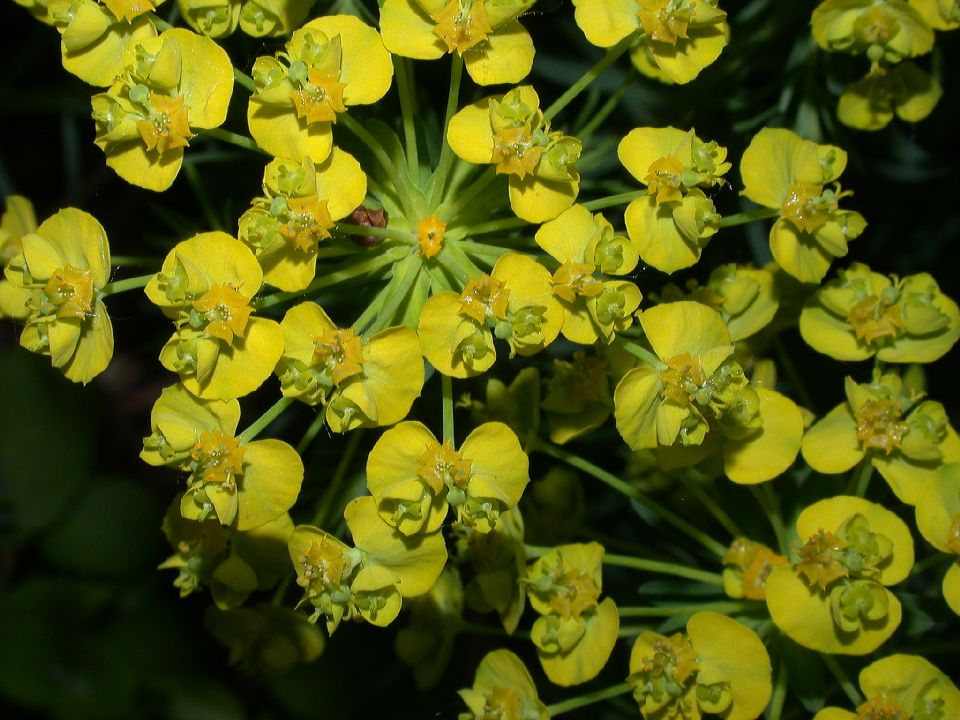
{"left": 458, "top": 649, "right": 548, "bottom": 720}
{"left": 617, "top": 127, "right": 728, "bottom": 273}
{"left": 418, "top": 252, "right": 563, "bottom": 377}
{"left": 0, "top": 195, "right": 37, "bottom": 322}
{"left": 248, "top": 15, "right": 392, "bottom": 162}
{"left": 366, "top": 420, "right": 529, "bottom": 535}
{"left": 524, "top": 542, "right": 619, "bottom": 686}
{"left": 238, "top": 0, "right": 313, "bottom": 38}
{"left": 838, "top": 62, "right": 943, "bottom": 131}
{"left": 765, "top": 495, "right": 913, "bottom": 655}
{"left": 911, "top": 0, "right": 960, "bottom": 29}
{"left": 800, "top": 262, "right": 960, "bottom": 363}
{"left": 740, "top": 127, "right": 867, "bottom": 283}
{"left": 813, "top": 654, "right": 960, "bottom": 720}
{"left": 90, "top": 28, "right": 233, "bottom": 191}
{"left": 812, "top": 0, "right": 935, "bottom": 63}
{"left": 454, "top": 505, "right": 526, "bottom": 634}
{"left": 381, "top": 0, "right": 537, "bottom": 85}
{"left": 446, "top": 85, "right": 582, "bottom": 223}
{"left": 613, "top": 301, "right": 797, "bottom": 480}
{"left": 535, "top": 204, "right": 643, "bottom": 344}
{"left": 142, "top": 384, "right": 304, "bottom": 530}
{"left": 145, "top": 231, "right": 284, "bottom": 400}
{"left": 662, "top": 264, "right": 780, "bottom": 341}
{"left": 542, "top": 351, "right": 614, "bottom": 445}
{"left": 722, "top": 538, "right": 787, "bottom": 601}
{"left": 801, "top": 372, "right": 960, "bottom": 505}
{"left": 628, "top": 612, "right": 771, "bottom": 720}
{"left": 239, "top": 151, "right": 367, "bottom": 291}
{"left": 288, "top": 496, "right": 447, "bottom": 633}
{"left": 275, "top": 301, "right": 424, "bottom": 432}
{"left": 53, "top": 0, "right": 159, "bottom": 86}
{"left": 205, "top": 604, "right": 324, "bottom": 673}
{"left": 176, "top": 0, "right": 240, "bottom": 39}
{"left": 573, "top": 0, "right": 730, "bottom": 84}
{"left": 914, "top": 463, "right": 960, "bottom": 614}
{"left": 3, "top": 207, "right": 113, "bottom": 383}
{"left": 459, "top": 366, "right": 541, "bottom": 450}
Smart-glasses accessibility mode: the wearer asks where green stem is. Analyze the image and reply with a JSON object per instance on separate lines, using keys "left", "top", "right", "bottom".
{"left": 394, "top": 57, "right": 420, "bottom": 180}
{"left": 430, "top": 54, "right": 465, "bottom": 209}
{"left": 365, "top": 262, "right": 421, "bottom": 334}
{"left": 751, "top": 484, "right": 789, "bottom": 555}
{"left": 199, "top": 127, "right": 268, "bottom": 155}
{"left": 442, "top": 374, "right": 454, "bottom": 444}
{"left": 339, "top": 113, "right": 417, "bottom": 218}
{"left": 296, "top": 410, "right": 328, "bottom": 455}
{"left": 821, "top": 654, "right": 863, "bottom": 707}
{"left": 545, "top": 683, "right": 633, "bottom": 717}
{"left": 617, "top": 601, "right": 756, "bottom": 618}
{"left": 458, "top": 240, "right": 513, "bottom": 261}
{"left": 582, "top": 189, "right": 647, "bottom": 212}
{"left": 255, "top": 251, "right": 398, "bottom": 310}
{"left": 718, "top": 207, "right": 780, "bottom": 228}
{"left": 233, "top": 67, "right": 256, "bottom": 93}
{"left": 849, "top": 458, "right": 874, "bottom": 497}
{"left": 577, "top": 69, "right": 635, "bottom": 142}
{"left": 765, "top": 657, "right": 787, "bottom": 720}
{"left": 613, "top": 336, "right": 663, "bottom": 370}
{"left": 543, "top": 31, "right": 639, "bottom": 122}
{"left": 239, "top": 397, "right": 294, "bottom": 443}
{"left": 436, "top": 166, "right": 498, "bottom": 222}
{"left": 531, "top": 440, "right": 727, "bottom": 558}
{"left": 449, "top": 215, "right": 531, "bottom": 238}
{"left": 101, "top": 273, "right": 153, "bottom": 295}
{"left": 604, "top": 552, "right": 724, "bottom": 586}
{"left": 335, "top": 223, "right": 414, "bottom": 243}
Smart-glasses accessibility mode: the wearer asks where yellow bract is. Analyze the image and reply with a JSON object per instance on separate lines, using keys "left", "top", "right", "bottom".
{"left": 525, "top": 543, "right": 619, "bottom": 686}
{"left": 765, "top": 496, "right": 913, "bottom": 655}
{"left": 90, "top": 28, "right": 234, "bottom": 191}
{"left": 367, "top": 420, "right": 529, "bottom": 535}
{"left": 801, "top": 372, "right": 960, "bottom": 505}
{"left": 248, "top": 15, "right": 393, "bottom": 162}
{"left": 239, "top": 151, "right": 367, "bottom": 291}
{"left": 3, "top": 207, "right": 113, "bottom": 384}
{"left": 418, "top": 253, "right": 563, "bottom": 378}
{"left": 573, "top": 0, "right": 729, "bottom": 84}
{"left": 800, "top": 262, "right": 960, "bottom": 363}
{"left": 447, "top": 86, "right": 582, "bottom": 223}
{"left": 628, "top": 612, "right": 771, "bottom": 720}
{"left": 276, "top": 301, "right": 424, "bottom": 432}
{"left": 141, "top": 384, "right": 303, "bottom": 531}
{"left": 814, "top": 655, "right": 960, "bottom": 720}
{"left": 535, "top": 204, "right": 642, "bottom": 344}
{"left": 740, "top": 127, "right": 866, "bottom": 283}
{"left": 145, "top": 231, "right": 283, "bottom": 400}
{"left": 458, "top": 649, "right": 548, "bottom": 720}
{"left": 380, "top": 0, "right": 537, "bottom": 85}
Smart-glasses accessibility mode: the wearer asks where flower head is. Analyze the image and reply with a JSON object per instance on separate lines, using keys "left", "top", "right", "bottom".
{"left": 3, "top": 207, "right": 113, "bottom": 383}
{"left": 740, "top": 127, "right": 866, "bottom": 283}
{"left": 91, "top": 28, "right": 234, "bottom": 191}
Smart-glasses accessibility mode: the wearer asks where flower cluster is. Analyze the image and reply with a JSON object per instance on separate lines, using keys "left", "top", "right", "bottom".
{"left": 3, "top": 0, "right": 960, "bottom": 716}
